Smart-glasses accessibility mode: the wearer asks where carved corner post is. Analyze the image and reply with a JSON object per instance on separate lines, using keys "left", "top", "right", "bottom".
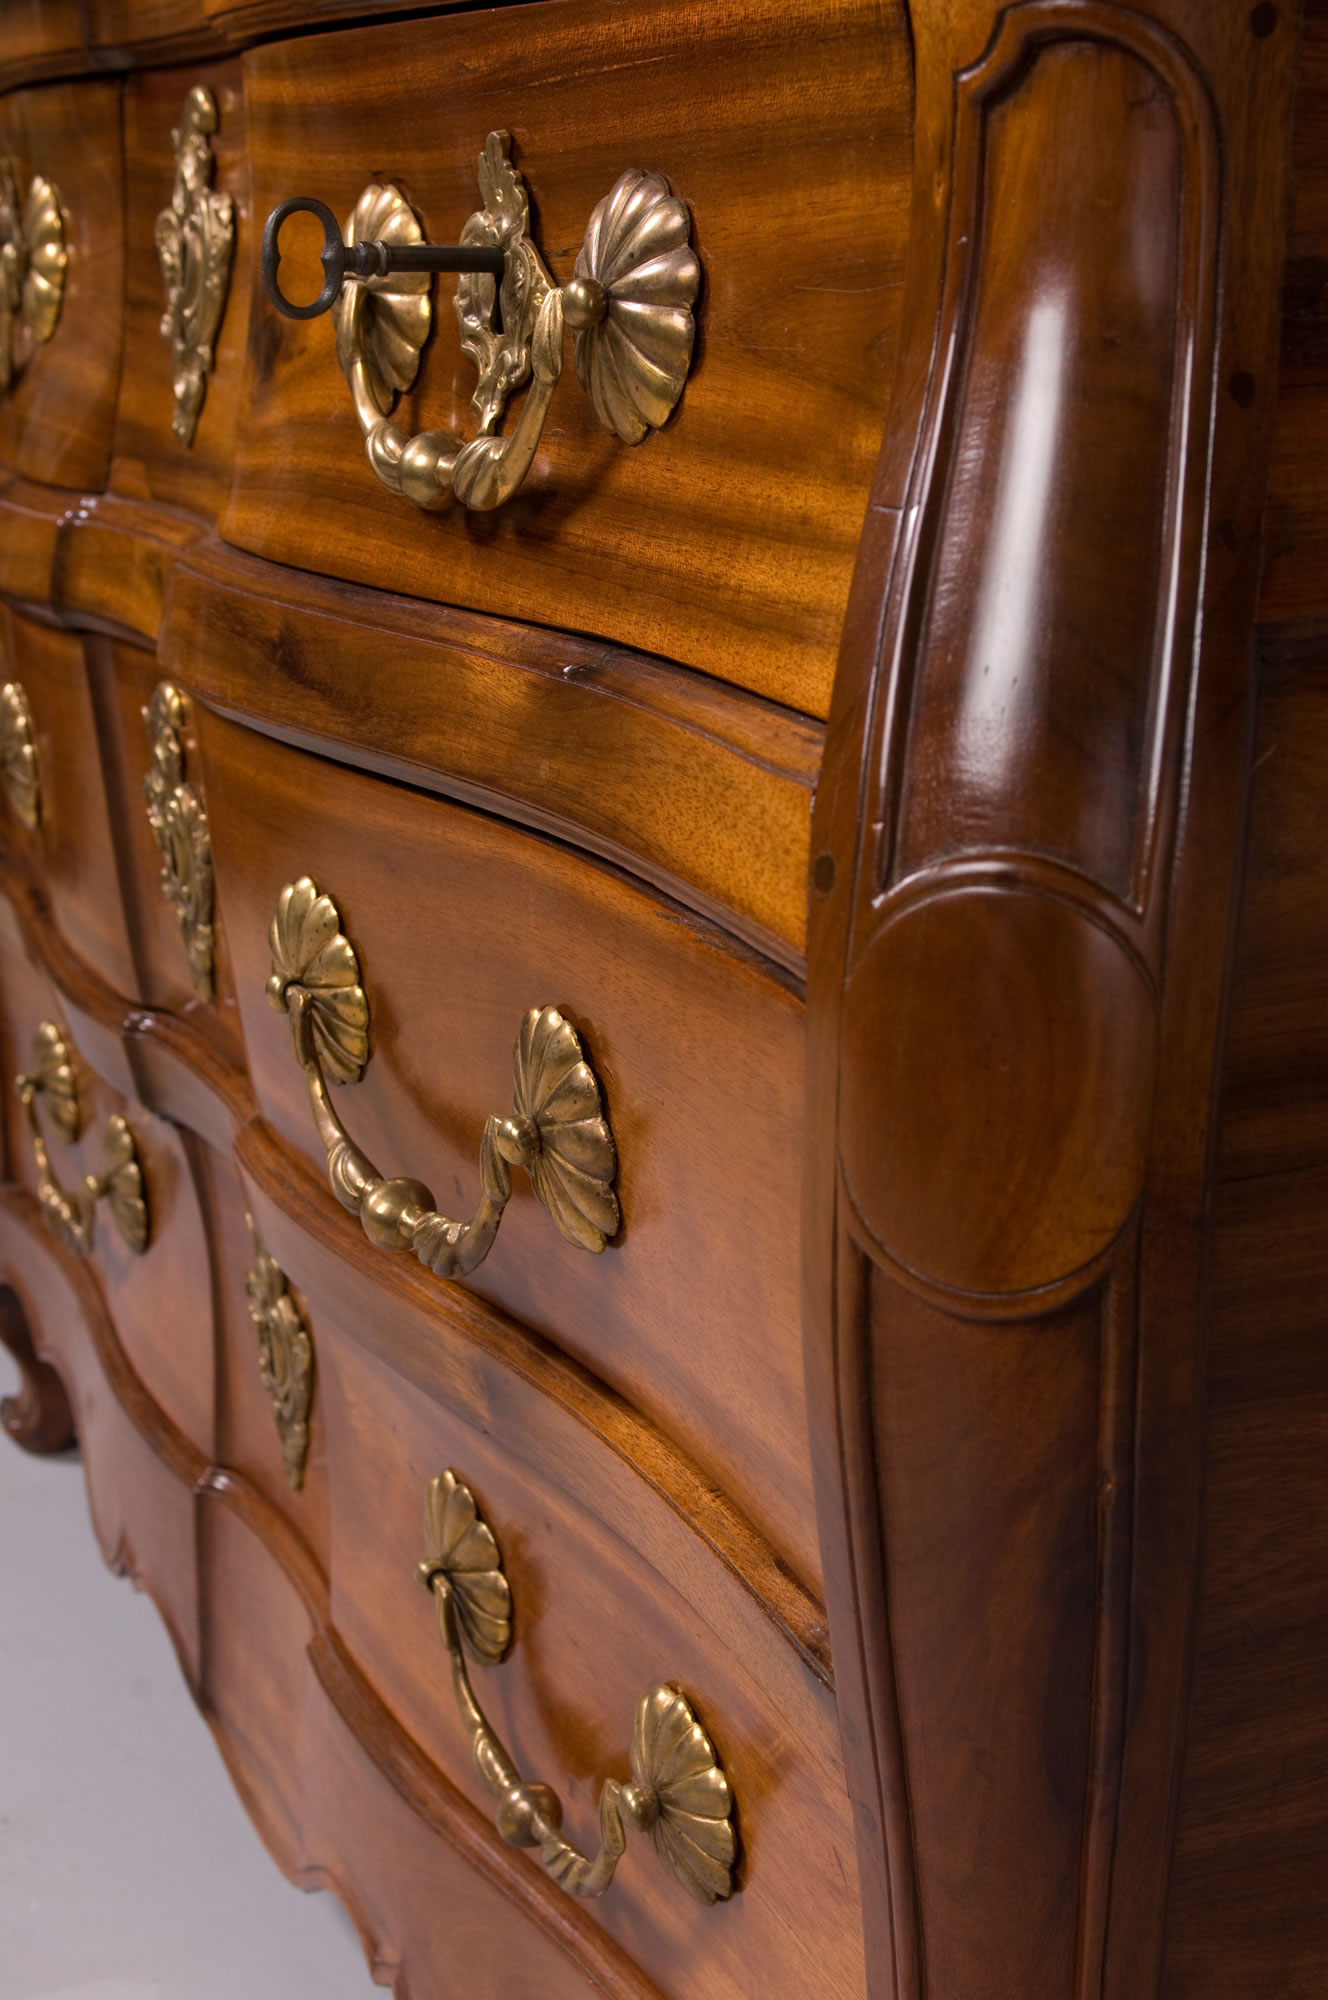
{"left": 804, "top": 6, "right": 1301, "bottom": 1999}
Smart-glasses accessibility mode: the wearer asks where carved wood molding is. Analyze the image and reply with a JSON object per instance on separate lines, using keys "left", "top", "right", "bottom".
{"left": 805, "top": 4, "right": 1303, "bottom": 1996}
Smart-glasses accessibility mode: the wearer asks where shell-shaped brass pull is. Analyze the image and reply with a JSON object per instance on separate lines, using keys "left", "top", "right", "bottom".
{"left": 418, "top": 1470, "right": 737, "bottom": 1906}
{"left": 15, "top": 1023, "right": 149, "bottom": 1260}
{"left": 266, "top": 877, "right": 619, "bottom": 1281}
{"left": 260, "top": 131, "right": 699, "bottom": 512}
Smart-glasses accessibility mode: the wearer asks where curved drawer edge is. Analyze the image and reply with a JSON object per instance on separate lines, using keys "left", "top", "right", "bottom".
{"left": 0, "top": 857, "right": 833, "bottom": 1687}
{"left": 162, "top": 540, "right": 819, "bottom": 974}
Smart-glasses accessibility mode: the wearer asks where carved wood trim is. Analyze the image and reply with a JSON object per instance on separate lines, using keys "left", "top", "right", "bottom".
{"left": 805, "top": 4, "right": 1303, "bottom": 1996}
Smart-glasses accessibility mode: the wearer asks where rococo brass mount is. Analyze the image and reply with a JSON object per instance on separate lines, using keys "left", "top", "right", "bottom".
{"left": 260, "top": 131, "right": 700, "bottom": 510}
{"left": 244, "top": 1216, "right": 314, "bottom": 1491}
{"left": 267, "top": 877, "right": 619, "bottom": 1281}
{"left": 142, "top": 681, "right": 215, "bottom": 1001}
{"left": 155, "top": 86, "right": 235, "bottom": 447}
{"left": 419, "top": 1470, "right": 736, "bottom": 1906}
{"left": 0, "top": 158, "right": 66, "bottom": 391}
{"left": 15, "top": 1022, "right": 149, "bottom": 1260}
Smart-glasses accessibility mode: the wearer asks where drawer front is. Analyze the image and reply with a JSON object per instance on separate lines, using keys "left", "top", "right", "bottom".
{"left": 112, "top": 61, "right": 249, "bottom": 519}
{"left": 0, "top": 609, "right": 137, "bottom": 1000}
{"left": 228, "top": 0, "right": 912, "bottom": 716}
{"left": 0, "top": 79, "right": 123, "bottom": 491}
{"left": 0, "top": 898, "right": 214, "bottom": 1457}
{"left": 238, "top": 1185, "right": 865, "bottom": 2000}
{"left": 199, "top": 707, "right": 818, "bottom": 1599}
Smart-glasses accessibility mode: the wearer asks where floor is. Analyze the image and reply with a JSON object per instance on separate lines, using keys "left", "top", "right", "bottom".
{"left": 0, "top": 1351, "right": 371, "bottom": 2000}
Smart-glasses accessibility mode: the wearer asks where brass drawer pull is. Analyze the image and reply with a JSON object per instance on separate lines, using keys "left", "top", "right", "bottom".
{"left": 0, "top": 160, "right": 66, "bottom": 391}
{"left": 267, "top": 877, "right": 619, "bottom": 1279}
{"left": 419, "top": 1470, "right": 736, "bottom": 1906}
{"left": 15, "top": 1023, "right": 149, "bottom": 1260}
{"left": 259, "top": 131, "right": 699, "bottom": 511}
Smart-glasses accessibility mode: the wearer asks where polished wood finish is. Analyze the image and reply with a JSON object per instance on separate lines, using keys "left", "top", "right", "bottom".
{"left": 0, "top": 80, "right": 124, "bottom": 492}
{"left": 199, "top": 706, "right": 818, "bottom": 1595}
{"left": 112, "top": 61, "right": 250, "bottom": 519}
{"left": 226, "top": 0, "right": 913, "bottom": 715}
{"left": 1, "top": 2, "right": 1325, "bottom": 1995}
{"left": 163, "top": 543, "right": 820, "bottom": 970}
{"left": 803, "top": 4, "right": 1312, "bottom": 1998}
{"left": 0, "top": 608, "right": 137, "bottom": 997}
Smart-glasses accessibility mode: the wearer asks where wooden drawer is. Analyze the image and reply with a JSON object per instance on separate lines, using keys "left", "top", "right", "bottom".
{"left": 239, "top": 1175, "right": 864, "bottom": 2000}
{"left": 197, "top": 705, "right": 820, "bottom": 1601}
{"left": 0, "top": 608, "right": 137, "bottom": 1000}
{"left": 0, "top": 896, "right": 214, "bottom": 1459}
{"left": 227, "top": 0, "right": 912, "bottom": 716}
{"left": 111, "top": 61, "right": 249, "bottom": 519}
{"left": 0, "top": 79, "right": 123, "bottom": 492}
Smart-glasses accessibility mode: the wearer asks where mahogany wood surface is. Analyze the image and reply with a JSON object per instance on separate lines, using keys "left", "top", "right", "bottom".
{"left": 197, "top": 703, "right": 819, "bottom": 1597}
{"left": 802, "top": 4, "right": 1317, "bottom": 1999}
{"left": 0, "top": 608, "right": 138, "bottom": 998}
{"left": 111, "top": 59, "right": 251, "bottom": 521}
{"left": 1158, "top": 628, "right": 1328, "bottom": 1996}
{"left": 225, "top": 0, "right": 913, "bottom": 716}
{"left": 0, "top": 2, "right": 1325, "bottom": 1995}
{"left": 303, "top": 1291, "right": 863, "bottom": 2000}
{"left": 0, "top": 80, "right": 124, "bottom": 493}
{"left": 163, "top": 540, "right": 820, "bottom": 970}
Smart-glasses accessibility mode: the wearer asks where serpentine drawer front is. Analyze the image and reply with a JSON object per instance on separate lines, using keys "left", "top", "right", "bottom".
{"left": 197, "top": 704, "right": 819, "bottom": 1602}
{"left": 227, "top": 0, "right": 912, "bottom": 715}
{"left": 0, "top": 7, "right": 1322, "bottom": 2000}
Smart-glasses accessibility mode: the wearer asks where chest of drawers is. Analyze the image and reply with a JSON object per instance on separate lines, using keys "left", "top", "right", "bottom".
{"left": 0, "top": 3, "right": 1324, "bottom": 1996}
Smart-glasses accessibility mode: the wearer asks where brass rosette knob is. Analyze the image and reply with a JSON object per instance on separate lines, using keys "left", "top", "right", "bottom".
{"left": 260, "top": 131, "right": 699, "bottom": 511}
{"left": 266, "top": 876, "right": 619, "bottom": 1282}
{"left": 418, "top": 1470, "right": 737, "bottom": 1907}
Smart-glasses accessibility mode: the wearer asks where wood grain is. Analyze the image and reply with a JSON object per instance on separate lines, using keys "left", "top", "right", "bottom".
{"left": 0, "top": 838, "right": 832, "bottom": 1690}
{"left": 226, "top": 0, "right": 913, "bottom": 716}
{"left": 0, "top": 914, "right": 215, "bottom": 1458}
{"left": 1159, "top": 626, "right": 1328, "bottom": 1994}
{"left": 1256, "top": 0, "right": 1328, "bottom": 627}
{"left": 198, "top": 705, "right": 820, "bottom": 1596}
{"left": 0, "top": 608, "right": 138, "bottom": 999}
{"left": 111, "top": 59, "right": 251, "bottom": 520}
{"left": 303, "top": 1290, "right": 863, "bottom": 2000}
{"left": 801, "top": 5, "right": 1305, "bottom": 1997}
{"left": 163, "top": 540, "right": 820, "bottom": 971}
{"left": 200, "top": 1473, "right": 660, "bottom": 2000}
{"left": 0, "top": 80, "right": 124, "bottom": 493}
